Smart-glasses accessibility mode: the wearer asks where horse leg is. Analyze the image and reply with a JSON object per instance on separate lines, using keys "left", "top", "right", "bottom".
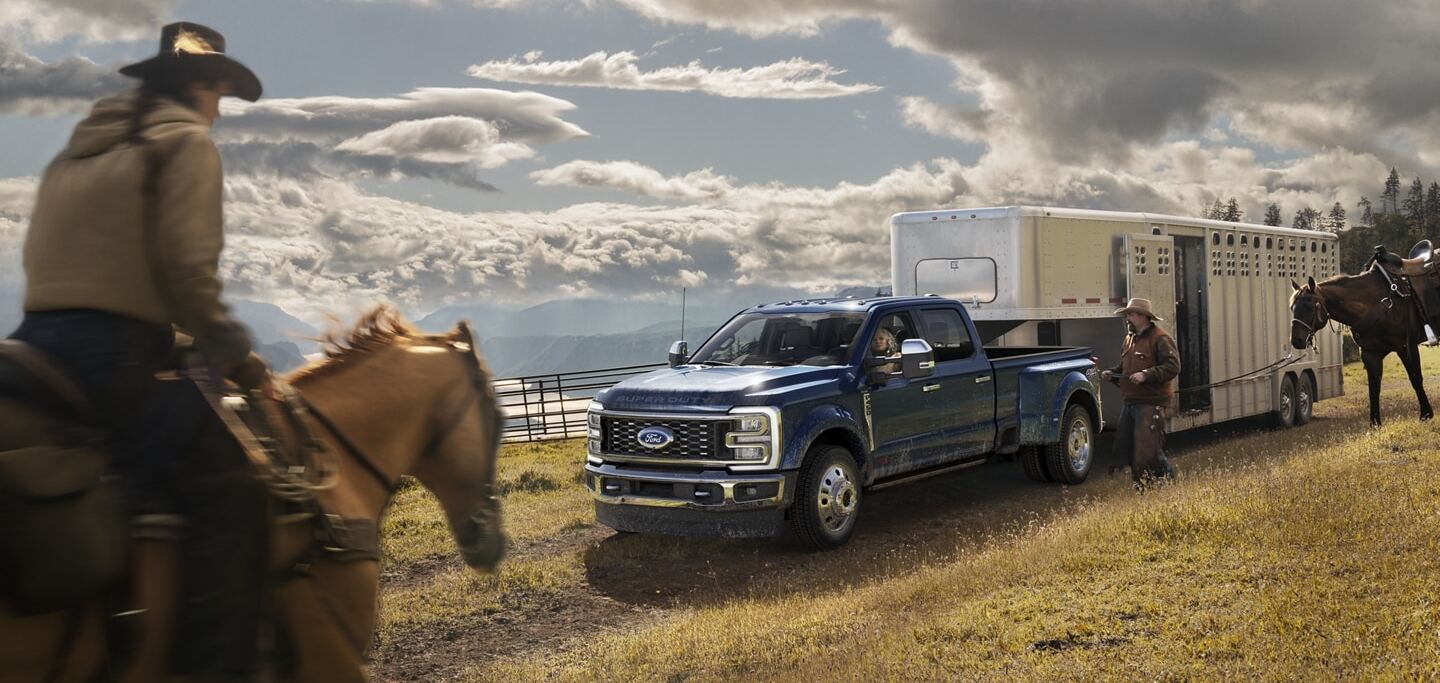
{"left": 1363, "top": 350, "right": 1385, "bottom": 426}
{"left": 1399, "top": 346, "right": 1434, "bottom": 420}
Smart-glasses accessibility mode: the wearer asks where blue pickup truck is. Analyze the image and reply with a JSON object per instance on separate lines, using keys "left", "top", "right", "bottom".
{"left": 583, "top": 296, "right": 1103, "bottom": 548}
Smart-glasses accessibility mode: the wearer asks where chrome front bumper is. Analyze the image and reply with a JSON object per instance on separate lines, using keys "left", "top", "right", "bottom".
{"left": 583, "top": 462, "right": 791, "bottom": 511}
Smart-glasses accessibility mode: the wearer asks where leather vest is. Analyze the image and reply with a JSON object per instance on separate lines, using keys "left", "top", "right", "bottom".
{"left": 1119, "top": 324, "right": 1175, "bottom": 405}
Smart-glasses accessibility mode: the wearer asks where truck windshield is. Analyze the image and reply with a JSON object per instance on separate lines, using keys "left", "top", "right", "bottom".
{"left": 690, "top": 312, "right": 867, "bottom": 367}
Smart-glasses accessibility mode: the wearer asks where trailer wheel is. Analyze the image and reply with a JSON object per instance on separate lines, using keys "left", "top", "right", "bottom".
{"left": 1273, "top": 374, "right": 1298, "bottom": 428}
{"left": 1044, "top": 404, "right": 1094, "bottom": 485}
{"left": 1295, "top": 373, "right": 1315, "bottom": 426}
{"left": 1019, "top": 445, "right": 1051, "bottom": 482}
{"left": 791, "top": 445, "right": 861, "bottom": 550}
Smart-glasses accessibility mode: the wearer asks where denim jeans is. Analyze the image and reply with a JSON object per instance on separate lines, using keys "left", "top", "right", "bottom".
{"left": 11, "top": 309, "right": 204, "bottom": 512}
{"left": 12, "top": 309, "right": 265, "bottom": 675}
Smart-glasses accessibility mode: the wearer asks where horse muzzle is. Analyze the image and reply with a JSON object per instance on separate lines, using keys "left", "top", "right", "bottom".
{"left": 455, "top": 499, "right": 507, "bottom": 572}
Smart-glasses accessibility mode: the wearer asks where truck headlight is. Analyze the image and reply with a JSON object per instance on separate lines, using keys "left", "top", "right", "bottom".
{"left": 731, "top": 446, "right": 765, "bottom": 461}
{"left": 725, "top": 407, "right": 779, "bottom": 466}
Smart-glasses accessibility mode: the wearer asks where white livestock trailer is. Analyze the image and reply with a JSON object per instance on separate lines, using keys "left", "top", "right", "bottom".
{"left": 891, "top": 206, "right": 1343, "bottom": 430}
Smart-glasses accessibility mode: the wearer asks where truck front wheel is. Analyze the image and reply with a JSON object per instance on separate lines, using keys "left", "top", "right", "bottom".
{"left": 791, "top": 445, "right": 861, "bottom": 550}
{"left": 1043, "top": 404, "right": 1094, "bottom": 485}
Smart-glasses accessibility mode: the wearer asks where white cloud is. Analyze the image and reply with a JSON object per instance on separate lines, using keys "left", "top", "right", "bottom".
{"left": 468, "top": 51, "right": 881, "bottom": 99}
{"left": 608, "top": 0, "right": 1440, "bottom": 172}
{"left": 334, "top": 116, "right": 535, "bottom": 167}
{"left": 899, "top": 96, "right": 989, "bottom": 144}
{"left": 0, "top": 0, "right": 176, "bottom": 43}
{"left": 0, "top": 40, "right": 130, "bottom": 115}
{"left": 532, "top": 161, "right": 734, "bottom": 201}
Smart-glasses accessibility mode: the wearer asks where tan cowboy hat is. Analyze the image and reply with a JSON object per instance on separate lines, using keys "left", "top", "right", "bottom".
{"left": 119, "top": 22, "right": 262, "bottom": 102}
{"left": 1113, "top": 297, "right": 1164, "bottom": 321}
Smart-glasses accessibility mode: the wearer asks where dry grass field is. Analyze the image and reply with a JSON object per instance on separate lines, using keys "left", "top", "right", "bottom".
{"left": 371, "top": 351, "right": 1440, "bottom": 682}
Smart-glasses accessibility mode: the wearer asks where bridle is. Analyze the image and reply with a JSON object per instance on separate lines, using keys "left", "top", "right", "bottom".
{"left": 1290, "top": 286, "right": 1329, "bottom": 352}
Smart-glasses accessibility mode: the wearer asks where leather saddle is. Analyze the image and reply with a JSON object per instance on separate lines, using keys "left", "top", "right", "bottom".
{"left": 1375, "top": 241, "right": 1435, "bottom": 278}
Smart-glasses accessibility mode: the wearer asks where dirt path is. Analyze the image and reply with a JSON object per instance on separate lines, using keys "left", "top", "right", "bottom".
{"left": 369, "top": 369, "right": 1431, "bottom": 681}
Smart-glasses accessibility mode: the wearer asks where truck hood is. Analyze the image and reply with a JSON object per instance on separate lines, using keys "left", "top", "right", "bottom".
{"left": 597, "top": 365, "right": 845, "bottom": 412}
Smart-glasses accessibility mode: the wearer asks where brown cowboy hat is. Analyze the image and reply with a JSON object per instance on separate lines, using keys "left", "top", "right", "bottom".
{"left": 1113, "top": 297, "right": 1164, "bottom": 321}
{"left": 119, "top": 22, "right": 262, "bottom": 102}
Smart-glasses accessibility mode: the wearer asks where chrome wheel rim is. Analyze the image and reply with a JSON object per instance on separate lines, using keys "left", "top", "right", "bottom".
{"left": 816, "top": 464, "right": 858, "bottom": 533}
{"left": 1281, "top": 387, "right": 1294, "bottom": 419}
{"left": 1298, "top": 383, "right": 1312, "bottom": 419}
{"left": 1067, "top": 418, "right": 1092, "bottom": 472}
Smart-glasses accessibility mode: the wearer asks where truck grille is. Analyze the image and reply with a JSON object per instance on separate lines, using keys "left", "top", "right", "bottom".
{"left": 601, "top": 416, "right": 729, "bottom": 460}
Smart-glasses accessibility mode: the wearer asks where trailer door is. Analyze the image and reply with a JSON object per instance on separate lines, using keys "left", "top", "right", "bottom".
{"left": 1123, "top": 234, "right": 1177, "bottom": 324}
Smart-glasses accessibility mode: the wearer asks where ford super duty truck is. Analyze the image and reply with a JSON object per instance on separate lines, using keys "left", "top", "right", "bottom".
{"left": 583, "top": 296, "right": 1103, "bottom": 549}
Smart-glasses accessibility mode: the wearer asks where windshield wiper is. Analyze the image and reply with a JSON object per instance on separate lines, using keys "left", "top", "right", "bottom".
{"left": 694, "top": 360, "right": 737, "bottom": 366}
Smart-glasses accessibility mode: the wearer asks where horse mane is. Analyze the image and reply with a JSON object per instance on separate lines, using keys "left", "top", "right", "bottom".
{"left": 288, "top": 305, "right": 425, "bottom": 382}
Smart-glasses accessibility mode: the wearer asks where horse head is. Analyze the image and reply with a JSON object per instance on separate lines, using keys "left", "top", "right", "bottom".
{"left": 288, "top": 307, "right": 507, "bottom": 574}
{"left": 1289, "top": 276, "right": 1327, "bottom": 350}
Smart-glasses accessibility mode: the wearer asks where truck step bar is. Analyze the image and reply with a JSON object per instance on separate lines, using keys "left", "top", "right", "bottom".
{"left": 868, "top": 458, "right": 988, "bottom": 492}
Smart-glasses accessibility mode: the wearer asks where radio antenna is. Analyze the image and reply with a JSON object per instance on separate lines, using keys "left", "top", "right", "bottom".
{"left": 680, "top": 287, "right": 687, "bottom": 343}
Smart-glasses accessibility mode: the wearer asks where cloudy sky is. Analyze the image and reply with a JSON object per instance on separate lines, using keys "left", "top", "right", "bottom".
{"left": 3, "top": 0, "right": 1438, "bottom": 324}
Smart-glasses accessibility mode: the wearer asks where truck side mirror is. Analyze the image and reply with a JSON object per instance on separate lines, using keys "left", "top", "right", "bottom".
{"left": 668, "top": 340, "right": 689, "bottom": 368}
{"left": 900, "top": 339, "right": 936, "bottom": 380}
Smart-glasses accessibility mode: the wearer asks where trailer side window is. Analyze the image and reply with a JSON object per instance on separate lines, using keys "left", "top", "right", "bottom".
{"left": 1213, "top": 233, "right": 1220, "bottom": 245}
{"left": 914, "top": 258, "right": 997, "bottom": 303}
{"left": 918, "top": 309, "right": 976, "bottom": 362}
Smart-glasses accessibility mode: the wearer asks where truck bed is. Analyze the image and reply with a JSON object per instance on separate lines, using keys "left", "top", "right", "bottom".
{"left": 984, "top": 345, "right": 1092, "bottom": 369}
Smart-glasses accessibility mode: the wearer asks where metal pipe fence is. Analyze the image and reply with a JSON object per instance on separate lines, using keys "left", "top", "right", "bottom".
{"left": 494, "top": 362, "right": 666, "bottom": 443}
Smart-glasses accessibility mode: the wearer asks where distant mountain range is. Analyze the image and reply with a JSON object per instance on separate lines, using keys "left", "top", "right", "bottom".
{"left": 3, "top": 289, "right": 880, "bottom": 379}
{"left": 417, "top": 298, "right": 738, "bottom": 339}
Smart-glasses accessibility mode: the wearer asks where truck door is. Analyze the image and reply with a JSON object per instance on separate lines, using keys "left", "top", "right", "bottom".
{"left": 863, "top": 309, "right": 950, "bottom": 478}
{"left": 913, "top": 307, "right": 994, "bottom": 468}
{"left": 1124, "top": 233, "right": 1179, "bottom": 410}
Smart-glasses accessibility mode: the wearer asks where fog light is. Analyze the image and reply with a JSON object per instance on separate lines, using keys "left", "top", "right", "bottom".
{"left": 738, "top": 415, "right": 766, "bottom": 432}
{"left": 733, "top": 446, "right": 764, "bottom": 460}
{"left": 588, "top": 438, "right": 600, "bottom": 454}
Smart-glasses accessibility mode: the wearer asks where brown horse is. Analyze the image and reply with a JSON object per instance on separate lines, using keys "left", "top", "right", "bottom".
{"left": 1290, "top": 273, "right": 1433, "bottom": 426}
{"left": 0, "top": 307, "right": 506, "bottom": 682}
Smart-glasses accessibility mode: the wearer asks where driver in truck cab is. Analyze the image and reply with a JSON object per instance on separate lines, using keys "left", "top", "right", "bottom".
{"left": 869, "top": 326, "right": 900, "bottom": 374}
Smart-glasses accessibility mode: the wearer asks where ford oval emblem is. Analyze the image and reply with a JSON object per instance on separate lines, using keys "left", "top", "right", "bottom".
{"left": 636, "top": 426, "right": 675, "bottom": 450}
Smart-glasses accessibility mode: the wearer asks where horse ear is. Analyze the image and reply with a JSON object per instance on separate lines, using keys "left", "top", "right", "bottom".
{"left": 1291, "top": 279, "right": 1301, "bottom": 292}
{"left": 452, "top": 320, "right": 475, "bottom": 346}
{"left": 1307, "top": 276, "right": 1317, "bottom": 291}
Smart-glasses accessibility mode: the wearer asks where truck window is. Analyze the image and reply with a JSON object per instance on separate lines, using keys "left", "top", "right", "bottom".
{"left": 690, "top": 312, "right": 866, "bottom": 367}
{"left": 918, "top": 308, "right": 976, "bottom": 362}
{"left": 867, "top": 311, "right": 919, "bottom": 374}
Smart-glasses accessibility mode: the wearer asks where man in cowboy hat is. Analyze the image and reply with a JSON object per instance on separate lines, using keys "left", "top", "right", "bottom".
{"left": 12, "top": 21, "right": 267, "bottom": 679}
{"left": 1100, "top": 298, "right": 1181, "bottom": 486}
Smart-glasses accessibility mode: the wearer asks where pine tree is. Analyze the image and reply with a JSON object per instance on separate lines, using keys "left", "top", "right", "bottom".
{"left": 1205, "top": 198, "right": 1226, "bottom": 220}
{"left": 1381, "top": 167, "right": 1402, "bottom": 214}
{"left": 1404, "top": 177, "right": 1425, "bottom": 225}
{"left": 1425, "top": 182, "right": 1440, "bottom": 234}
{"left": 1292, "top": 206, "right": 1321, "bottom": 231}
{"left": 1263, "top": 203, "right": 1282, "bottom": 226}
{"left": 1223, "top": 197, "right": 1242, "bottom": 222}
{"left": 1356, "top": 197, "right": 1373, "bottom": 227}
{"left": 1325, "top": 202, "right": 1347, "bottom": 233}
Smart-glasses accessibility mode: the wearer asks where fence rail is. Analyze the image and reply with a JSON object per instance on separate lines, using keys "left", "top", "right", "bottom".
{"left": 494, "top": 362, "right": 667, "bottom": 443}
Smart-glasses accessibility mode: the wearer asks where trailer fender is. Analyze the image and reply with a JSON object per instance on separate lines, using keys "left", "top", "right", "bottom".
{"left": 1018, "top": 365, "right": 1100, "bottom": 445}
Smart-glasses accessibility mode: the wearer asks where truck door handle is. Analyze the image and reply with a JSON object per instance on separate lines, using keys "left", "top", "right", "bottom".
{"left": 975, "top": 376, "right": 992, "bottom": 384}
{"left": 923, "top": 383, "right": 940, "bottom": 393}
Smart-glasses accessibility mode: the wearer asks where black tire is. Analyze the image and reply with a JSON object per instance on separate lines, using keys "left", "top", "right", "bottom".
{"left": 1295, "top": 373, "right": 1315, "bottom": 426}
{"left": 1020, "top": 445, "right": 1052, "bottom": 482}
{"left": 791, "top": 445, "right": 861, "bottom": 550}
{"left": 1044, "top": 404, "right": 1095, "bottom": 485}
{"left": 1273, "top": 374, "right": 1298, "bottom": 428}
